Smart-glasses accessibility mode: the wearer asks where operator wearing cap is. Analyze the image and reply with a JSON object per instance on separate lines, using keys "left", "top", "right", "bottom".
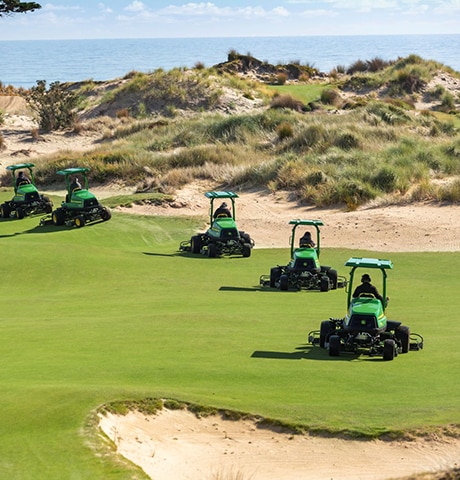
{"left": 352, "top": 274, "right": 384, "bottom": 304}
{"left": 16, "top": 171, "right": 31, "bottom": 187}
{"left": 213, "top": 201, "right": 231, "bottom": 219}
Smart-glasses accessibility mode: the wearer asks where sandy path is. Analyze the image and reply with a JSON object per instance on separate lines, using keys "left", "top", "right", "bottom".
{"left": 114, "top": 182, "right": 460, "bottom": 252}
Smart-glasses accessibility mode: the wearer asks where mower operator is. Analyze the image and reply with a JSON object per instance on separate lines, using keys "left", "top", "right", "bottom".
{"left": 299, "top": 231, "right": 315, "bottom": 248}
{"left": 352, "top": 274, "right": 385, "bottom": 304}
{"left": 70, "top": 176, "right": 82, "bottom": 192}
{"left": 213, "top": 202, "right": 231, "bottom": 219}
{"left": 16, "top": 171, "right": 31, "bottom": 187}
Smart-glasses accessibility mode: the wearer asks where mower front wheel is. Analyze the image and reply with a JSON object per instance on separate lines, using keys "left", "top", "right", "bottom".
{"left": 320, "top": 320, "right": 334, "bottom": 348}
{"left": 75, "top": 215, "right": 86, "bottom": 228}
{"left": 270, "top": 267, "right": 281, "bottom": 288}
{"left": 320, "top": 276, "right": 330, "bottom": 292}
{"left": 279, "top": 274, "right": 289, "bottom": 291}
{"left": 15, "top": 207, "right": 25, "bottom": 219}
{"left": 207, "top": 243, "right": 217, "bottom": 258}
{"left": 191, "top": 235, "right": 202, "bottom": 254}
{"left": 329, "top": 335, "right": 341, "bottom": 356}
{"left": 383, "top": 339, "right": 396, "bottom": 361}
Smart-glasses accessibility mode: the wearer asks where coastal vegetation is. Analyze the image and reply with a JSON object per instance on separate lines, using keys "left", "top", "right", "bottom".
{"left": 1, "top": 53, "right": 459, "bottom": 210}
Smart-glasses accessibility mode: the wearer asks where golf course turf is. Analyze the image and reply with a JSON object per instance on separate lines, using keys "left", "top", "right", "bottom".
{"left": 1, "top": 199, "right": 459, "bottom": 479}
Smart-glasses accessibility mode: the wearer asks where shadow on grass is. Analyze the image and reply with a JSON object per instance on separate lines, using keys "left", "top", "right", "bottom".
{"left": 0, "top": 219, "right": 105, "bottom": 236}
{"left": 219, "top": 285, "right": 262, "bottom": 292}
{"left": 143, "top": 251, "right": 184, "bottom": 258}
{"left": 143, "top": 251, "right": 220, "bottom": 259}
{"left": 252, "top": 345, "right": 360, "bottom": 361}
{"left": 0, "top": 223, "right": 67, "bottom": 236}
{"left": 219, "top": 285, "right": 326, "bottom": 293}
{"left": 143, "top": 251, "right": 253, "bottom": 260}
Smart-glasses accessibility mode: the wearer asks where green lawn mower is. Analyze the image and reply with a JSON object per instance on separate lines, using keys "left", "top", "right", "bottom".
{"left": 179, "top": 191, "right": 254, "bottom": 258}
{"left": 260, "top": 219, "right": 346, "bottom": 291}
{"left": 308, "top": 257, "right": 424, "bottom": 360}
{"left": 1, "top": 163, "right": 53, "bottom": 219}
{"left": 47, "top": 167, "right": 111, "bottom": 228}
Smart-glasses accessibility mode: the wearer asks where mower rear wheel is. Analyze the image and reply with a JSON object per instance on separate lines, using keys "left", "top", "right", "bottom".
{"left": 42, "top": 195, "right": 53, "bottom": 214}
{"left": 1, "top": 203, "right": 11, "bottom": 218}
{"left": 329, "top": 335, "right": 341, "bottom": 356}
{"left": 242, "top": 243, "right": 251, "bottom": 257}
{"left": 328, "top": 269, "right": 338, "bottom": 289}
{"left": 383, "top": 339, "right": 396, "bottom": 361}
{"left": 240, "top": 232, "right": 251, "bottom": 244}
{"left": 100, "top": 207, "right": 112, "bottom": 221}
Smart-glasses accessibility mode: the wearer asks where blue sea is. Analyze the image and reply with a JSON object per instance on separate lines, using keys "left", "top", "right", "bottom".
{"left": 0, "top": 34, "right": 459, "bottom": 88}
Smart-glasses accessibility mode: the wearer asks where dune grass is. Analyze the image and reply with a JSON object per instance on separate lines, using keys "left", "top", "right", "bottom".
{"left": 0, "top": 192, "right": 459, "bottom": 478}
{"left": 4, "top": 55, "right": 458, "bottom": 211}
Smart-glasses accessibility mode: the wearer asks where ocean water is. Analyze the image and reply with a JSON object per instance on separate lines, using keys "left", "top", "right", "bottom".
{"left": 0, "top": 34, "right": 459, "bottom": 88}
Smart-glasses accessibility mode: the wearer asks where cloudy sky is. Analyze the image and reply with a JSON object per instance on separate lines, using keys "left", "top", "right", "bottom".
{"left": 1, "top": 1, "right": 459, "bottom": 41}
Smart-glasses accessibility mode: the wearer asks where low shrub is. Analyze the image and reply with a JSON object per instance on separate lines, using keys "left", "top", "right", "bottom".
{"left": 320, "top": 88, "right": 342, "bottom": 107}
{"left": 25, "top": 80, "right": 78, "bottom": 132}
{"left": 269, "top": 94, "right": 305, "bottom": 112}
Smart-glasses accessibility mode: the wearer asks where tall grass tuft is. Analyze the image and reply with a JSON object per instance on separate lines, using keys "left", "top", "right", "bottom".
{"left": 438, "top": 178, "right": 460, "bottom": 202}
{"left": 276, "top": 121, "right": 294, "bottom": 140}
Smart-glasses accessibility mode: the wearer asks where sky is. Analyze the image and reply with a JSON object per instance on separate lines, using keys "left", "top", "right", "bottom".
{"left": 1, "top": 1, "right": 459, "bottom": 41}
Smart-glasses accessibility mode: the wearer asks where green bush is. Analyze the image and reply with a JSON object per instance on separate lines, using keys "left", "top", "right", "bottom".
{"left": 25, "top": 80, "right": 78, "bottom": 132}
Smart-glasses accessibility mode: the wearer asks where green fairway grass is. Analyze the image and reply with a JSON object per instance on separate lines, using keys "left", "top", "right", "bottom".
{"left": 1, "top": 195, "right": 459, "bottom": 478}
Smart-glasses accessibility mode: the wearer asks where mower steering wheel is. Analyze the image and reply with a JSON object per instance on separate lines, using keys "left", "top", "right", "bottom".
{"left": 358, "top": 293, "right": 375, "bottom": 298}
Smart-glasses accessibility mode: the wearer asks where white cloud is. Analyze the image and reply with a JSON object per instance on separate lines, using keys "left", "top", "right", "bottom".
{"left": 433, "top": 0, "right": 460, "bottom": 14}
{"left": 43, "top": 3, "right": 82, "bottom": 11}
{"left": 125, "top": 1, "right": 147, "bottom": 13}
{"left": 299, "top": 8, "right": 338, "bottom": 17}
{"left": 272, "top": 7, "right": 291, "bottom": 17}
{"left": 98, "top": 3, "right": 113, "bottom": 14}
{"left": 158, "top": 2, "right": 289, "bottom": 18}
